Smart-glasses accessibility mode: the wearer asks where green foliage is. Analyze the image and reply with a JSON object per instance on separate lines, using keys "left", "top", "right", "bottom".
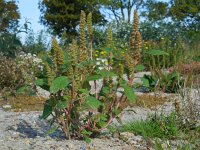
{"left": 0, "top": 32, "right": 22, "bottom": 57}
{"left": 120, "top": 113, "right": 178, "bottom": 139}
{"left": 147, "top": 49, "right": 169, "bottom": 56}
{"left": 142, "top": 71, "right": 184, "bottom": 93}
{"left": 104, "top": 0, "right": 143, "bottom": 23}
{"left": 0, "top": 55, "right": 26, "bottom": 98}
{"left": 142, "top": 38, "right": 184, "bottom": 69}
{"left": 0, "top": 0, "right": 20, "bottom": 32}
{"left": 39, "top": 0, "right": 106, "bottom": 37}
{"left": 140, "top": 38, "right": 185, "bottom": 93}
{"left": 124, "top": 85, "right": 136, "bottom": 103}
{"left": 142, "top": 0, "right": 169, "bottom": 21}
{"left": 23, "top": 29, "right": 49, "bottom": 54}
{"left": 50, "top": 76, "right": 70, "bottom": 94}
{"left": 39, "top": 11, "right": 140, "bottom": 141}
{"left": 170, "top": 0, "right": 200, "bottom": 30}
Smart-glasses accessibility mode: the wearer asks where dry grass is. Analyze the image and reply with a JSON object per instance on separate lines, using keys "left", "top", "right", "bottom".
{"left": 121, "top": 93, "right": 169, "bottom": 109}
{"left": 134, "top": 94, "right": 168, "bottom": 108}
{"left": 0, "top": 95, "right": 47, "bottom": 112}
{"left": 0, "top": 93, "right": 169, "bottom": 112}
{"left": 169, "top": 61, "right": 200, "bottom": 75}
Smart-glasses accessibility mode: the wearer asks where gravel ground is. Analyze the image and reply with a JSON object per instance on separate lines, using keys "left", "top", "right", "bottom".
{"left": 1, "top": 88, "right": 199, "bottom": 150}
{"left": 0, "top": 108, "right": 142, "bottom": 150}
{"left": 0, "top": 90, "right": 196, "bottom": 150}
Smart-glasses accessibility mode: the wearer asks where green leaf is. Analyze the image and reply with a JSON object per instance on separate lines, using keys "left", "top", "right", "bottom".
{"left": 124, "top": 85, "right": 136, "bottom": 103}
{"left": 141, "top": 77, "right": 150, "bottom": 87}
{"left": 100, "top": 114, "right": 107, "bottom": 121}
{"left": 16, "top": 86, "right": 29, "bottom": 94}
{"left": 84, "top": 137, "right": 91, "bottom": 143}
{"left": 78, "top": 89, "right": 90, "bottom": 95}
{"left": 81, "top": 129, "right": 92, "bottom": 136}
{"left": 77, "top": 60, "right": 96, "bottom": 68}
{"left": 41, "top": 99, "right": 53, "bottom": 119}
{"left": 97, "top": 70, "right": 116, "bottom": 78}
{"left": 147, "top": 50, "right": 169, "bottom": 56}
{"left": 50, "top": 76, "right": 70, "bottom": 93}
{"left": 56, "top": 100, "right": 67, "bottom": 109}
{"left": 87, "top": 74, "right": 102, "bottom": 81}
{"left": 35, "top": 79, "right": 44, "bottom": 86}
{"left": 46, "top": 126, "right": 58, "bottom": 135}
{"left": 135, "top": 65, "right": 145, "bottom": 71}
{"left": 104, "top": 47, "right": 112, "bottom": 52}
{"left": 119, "top": 80, "right": 127, "bottom": 87}
{"left": 85, "top": 96, "right": 102, "bottom": 110}
{"left": 102, "top": 86, "right": 110, "bottom": 95}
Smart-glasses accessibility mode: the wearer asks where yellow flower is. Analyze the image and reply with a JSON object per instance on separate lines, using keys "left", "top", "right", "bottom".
{"left": 145, "top": 47, "right": 148, "bottom": 50}
{"left": 95, "top": 50, "right": 99, "bottom": 53}
{"left": 100, "top": 52, "right": 104, "bottom": 55}
{"left": 95, "top": 54, "right": 98, "bottom": 57}
{"left": 161, "top": 37, "right": 164, "bottom": 40}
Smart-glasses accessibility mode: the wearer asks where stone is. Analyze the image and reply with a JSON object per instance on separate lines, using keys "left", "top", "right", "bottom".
{"left": 131, "top": 135, "right": 143, "bottom": 142}
{"left": 120, "top": 132, "right": 135, "bottom": 141}
{"left": 36, "top": 86, "right": 50, "bottom": 98}
{"left": 2, "top": 104, "right": 12, "bottom": 109}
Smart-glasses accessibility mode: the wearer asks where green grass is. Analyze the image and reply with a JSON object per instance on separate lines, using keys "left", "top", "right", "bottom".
{"left": 120, "top": 113, "right": 179, "bottom": 139}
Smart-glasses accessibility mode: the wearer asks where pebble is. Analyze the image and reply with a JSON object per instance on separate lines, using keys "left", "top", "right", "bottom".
{"left": 2, "top": 104, "right": 12, "bottom": 109}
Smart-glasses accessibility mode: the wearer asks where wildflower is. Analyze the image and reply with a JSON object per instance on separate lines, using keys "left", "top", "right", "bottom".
{"left": 161, "top": 37, "right": 164, "bottom": 40}
{"left": 145, "top": 47, "right": 148, "bottom": 50}
{"left": 95, "top": 54, "right": 98, "bottom": 57}
{"left": 96, "top": 61, "right": 100, "bottom": 65}
{"left": 101, "top": 59, "right": 107, "bottom": 63}
{"left": 100, "top": 51, "right": 107, "bottom": 55}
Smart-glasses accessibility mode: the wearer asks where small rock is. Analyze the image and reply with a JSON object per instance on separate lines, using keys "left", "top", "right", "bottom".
{"left": 161, "top": 143, "right": 168, "bottom": 149}
{"left": 134, "top": 144, "right": 141, "bottom": 148}
{"left": 120, "top": 132, "right": 134, "bottom": 140}
{"left": 67, "top": 143, "right": 74, "bottom": 149}
{"left": 2, "top": 105, "right": 12, "bottom": 109}
{"left": 56, "top": 147, "right": 64, "bottom": 150}
{"left": 131, "top": 135, "right": 143, "bottom": 142}
{"left": 128, "top": 140, "right": 137, "bottom": 145}
{"left": 36, "top": 86, "right": 50, "bottom": 98}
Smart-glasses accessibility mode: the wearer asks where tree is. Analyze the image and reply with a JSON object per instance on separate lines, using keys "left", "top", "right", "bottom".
{"left": 170, "top": 0, "right": 200, "bottom": 30}
{"left": 0, "top": 0, "right": 21, "bottom": 57}
{"left": 142, "top": 0, "right": 200, "bottom": 30}
{"left": 141, "top": 0, "right": 169, "bottom": 21}
{"left": 23, "top": 29, "right": 49, "bottom": 54}
{"left": 103, "top": 0, "right": 143, "bottom": 23}
{"left": 39, "top": 0, "right": 107, "bottom": 37}
{"left": 0, "top": 0, "right": 20, "bottom": 32}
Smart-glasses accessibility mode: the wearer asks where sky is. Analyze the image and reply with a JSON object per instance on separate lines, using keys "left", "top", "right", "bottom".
{"left": 17, "top": 0, "right": 170, "bottom": 42}
{"left": 17, "top": 0, "right": 45, "bottom": 42}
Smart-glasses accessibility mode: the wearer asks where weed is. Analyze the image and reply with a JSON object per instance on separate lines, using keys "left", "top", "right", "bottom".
{"left": 120, "top": 113, "right": 178, "bottom": 139}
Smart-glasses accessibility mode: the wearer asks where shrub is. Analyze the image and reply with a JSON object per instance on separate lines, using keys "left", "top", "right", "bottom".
{"left": 38, "top": 10, "right": 141, "bottom": 141}
{"left": 0, "top": 55, "right": 26, "bottom": 98}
